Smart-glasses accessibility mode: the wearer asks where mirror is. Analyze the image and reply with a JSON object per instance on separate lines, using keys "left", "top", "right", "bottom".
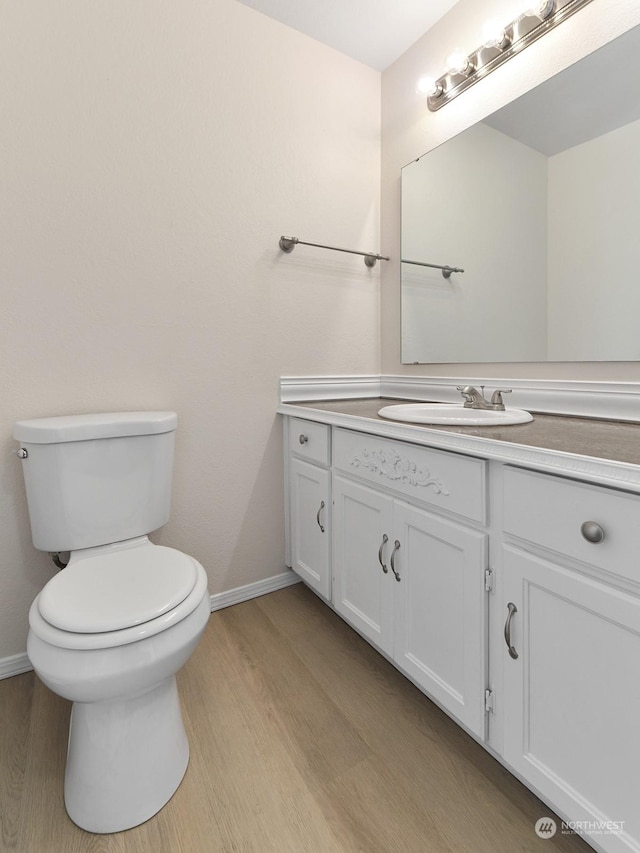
{"left": 401, "top": 24, "right": 640, "bottom": 364}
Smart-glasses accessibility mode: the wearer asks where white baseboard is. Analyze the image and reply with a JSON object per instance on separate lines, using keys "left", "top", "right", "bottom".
{"left": 209, "top": 570, "right": 301, "bottom": 612}
{"left": 0, "top": 572, "right": 301, "bottom": 680}
{"left": 0, "top": 652, "right": 32, "bottom": 680}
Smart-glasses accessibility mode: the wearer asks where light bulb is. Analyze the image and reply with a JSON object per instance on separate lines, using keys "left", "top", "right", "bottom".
{"left": 445, "top": 49, "right": 474, "bottom": 76}
{"left": 416, "top": 75, "right": 443, "bottom": 98}
{"left": 527, "top": 0, "right": 555, "bottom": 18}
{"left": 482, "top": 19, "right": 510, "bottom": 49}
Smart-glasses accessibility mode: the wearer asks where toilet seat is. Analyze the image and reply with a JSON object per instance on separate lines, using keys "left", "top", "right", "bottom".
{"left": 39, "top": 544, "right": 197, "bottom": 633}
{"left": 30, "top": 544, "right": 209, "bottom": 651}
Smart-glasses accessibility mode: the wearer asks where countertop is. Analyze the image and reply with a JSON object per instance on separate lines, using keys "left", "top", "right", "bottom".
{"left": 282, "top": 397, "right": 640, "bottom": 473}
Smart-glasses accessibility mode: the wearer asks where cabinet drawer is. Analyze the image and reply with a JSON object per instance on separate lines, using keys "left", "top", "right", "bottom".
{"left": 333, "top": 428, "right": 486, "bottom": 523}
{"left": 288, "top": 418, "right": 330, "bottom": 466}
{"left": 503, "top": 466, "right": 640, "bottom": 584}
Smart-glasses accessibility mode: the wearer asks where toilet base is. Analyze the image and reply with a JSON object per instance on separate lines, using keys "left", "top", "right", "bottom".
{"left": 64, "top": 675, "right": 189, "bottom": 833}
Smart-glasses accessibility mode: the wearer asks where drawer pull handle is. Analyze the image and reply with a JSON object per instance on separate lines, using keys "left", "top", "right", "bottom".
{"left": 580, "top": 521, "right": 605, "bottom": 544}
{"left": 378, "top": 534, "right": 389, "bottom": 573}
{"left": 316, "top": 501, "right": 325, "bottom": 533}
{"left": 504, "top": 602, "right": 519, "bottom": 660}
{"left": 390, "top": 540, "right": 401, "bottom": 582}
{"left": 298, "top": 434, "right": 308, "bottom": 445}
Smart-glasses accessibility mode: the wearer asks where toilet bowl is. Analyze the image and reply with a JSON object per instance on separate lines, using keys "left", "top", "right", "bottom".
{"left": 27, "top": 538, "right": 210, "bottom": 833}
{"left": 13, "top": 411, "right": 210, "bottom": 834}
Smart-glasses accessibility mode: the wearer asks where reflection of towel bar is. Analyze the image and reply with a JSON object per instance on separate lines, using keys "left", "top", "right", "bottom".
{"left": 401, "top": 258, "right": 464, "bottom": 279}
{"left": 279, "top": 236, "right": 389, "bottom": 268}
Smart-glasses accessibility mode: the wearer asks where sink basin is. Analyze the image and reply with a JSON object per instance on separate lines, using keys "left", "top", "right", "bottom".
{"left": 378, "top": 403, "right": 533, "bottom": 426}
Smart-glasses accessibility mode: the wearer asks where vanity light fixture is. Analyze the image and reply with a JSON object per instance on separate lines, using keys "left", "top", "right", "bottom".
{"left": 419, "top": 0, "right": 594, "bottom": 111}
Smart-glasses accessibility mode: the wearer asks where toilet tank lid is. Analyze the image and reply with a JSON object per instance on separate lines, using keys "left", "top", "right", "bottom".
{"left": 13, "top": 411, "right": 177, "bottom": 444}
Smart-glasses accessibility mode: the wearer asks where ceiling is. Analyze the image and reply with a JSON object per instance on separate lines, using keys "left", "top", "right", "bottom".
{"left": 235, "top": 0, "right": 460, "bottom": 71}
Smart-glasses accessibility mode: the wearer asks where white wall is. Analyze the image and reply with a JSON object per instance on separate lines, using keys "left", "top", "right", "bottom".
{"left": 0, "top": 0, "right": 380, "bottom": 658}
{"left": 381, "top": 0, "right": 640, "bottom": 379}
{"left": 547, "top": 117, "right": 640, "bottom": 360}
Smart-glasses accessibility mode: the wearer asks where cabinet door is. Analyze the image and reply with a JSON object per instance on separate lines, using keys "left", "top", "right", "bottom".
{"left": 333, "top": 475, "right": 394, "bottom": 656}
{"left": 393, "top": 501, "right": 488, "bottom": 738}
{"left": 502, "top": 546, "right": 640, "bottom": 852}
{"left": 289, "top": 458, "right": 331, "bottom": 600}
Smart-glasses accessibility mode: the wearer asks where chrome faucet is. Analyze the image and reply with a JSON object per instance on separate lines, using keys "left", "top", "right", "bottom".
{"left": 456, "top": 385, "right": 512, "bottom": 411}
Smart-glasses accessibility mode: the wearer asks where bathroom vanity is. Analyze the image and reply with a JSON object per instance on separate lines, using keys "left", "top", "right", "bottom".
{"left": 280, "top": 389, "right": 640, "bottom": 853}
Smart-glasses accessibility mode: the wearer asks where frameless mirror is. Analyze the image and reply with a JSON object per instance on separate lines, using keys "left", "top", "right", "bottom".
{"left": 401, "top": 24, "right": 640, "bottom": 363}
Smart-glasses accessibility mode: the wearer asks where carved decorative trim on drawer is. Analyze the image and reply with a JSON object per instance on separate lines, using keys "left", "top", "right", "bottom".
{"left": 350, "top": 448, "right": 450, "bottom": 494}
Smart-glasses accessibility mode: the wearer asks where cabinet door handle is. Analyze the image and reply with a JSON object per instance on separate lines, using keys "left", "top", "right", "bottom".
{"left": 316, "top": 501, "right": 325, "bottom": 533}
{"left": 580, "top": 520, "right": 605, "bottom": 544}
{"left": 378, "top": 534, "right": 389, "bottom": 573}
{"left": 504, "top": 602, "right": 519, "bottom": 660}
{"left": 390, "top": 539, "right": 401, "bottom": 582}
{"left": 298, "top": 434, "right": 308, "bottom": 444}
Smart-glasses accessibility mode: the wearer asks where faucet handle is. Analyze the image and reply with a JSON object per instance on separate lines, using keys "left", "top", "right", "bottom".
{"left": 490, "top": 388, "right": 512, "bottom": 407}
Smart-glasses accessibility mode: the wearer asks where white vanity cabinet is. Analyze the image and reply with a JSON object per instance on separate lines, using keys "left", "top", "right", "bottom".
{"left": 282, "top": 400, "right": 640, "bottom": 853}
{"left": 500, "top": 467, "right": 640, "bottom": 853}
{"left": 331, "top": 428, "right": 489, "bottom": 739}
{"left": 287, "top": 418, "right": 331, "bottom": 600}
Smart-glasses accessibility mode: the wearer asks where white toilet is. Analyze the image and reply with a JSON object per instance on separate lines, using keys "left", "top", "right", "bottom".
{"left": 13, "top": 411, "right": 210, "bottom": 834}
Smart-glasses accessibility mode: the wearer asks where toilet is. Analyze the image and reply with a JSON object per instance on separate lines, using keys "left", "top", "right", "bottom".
{"left": 13, "top": 411, "right": 210, "bottom": 834}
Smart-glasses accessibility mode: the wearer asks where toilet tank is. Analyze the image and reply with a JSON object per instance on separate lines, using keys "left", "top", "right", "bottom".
{"left": 13, "top": 412, "right": 177, "bottom": 552}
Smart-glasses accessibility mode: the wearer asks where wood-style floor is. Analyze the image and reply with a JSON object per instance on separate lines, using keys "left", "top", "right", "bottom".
{"left": 0, "top": 583, "right": 589, "bottom": 853}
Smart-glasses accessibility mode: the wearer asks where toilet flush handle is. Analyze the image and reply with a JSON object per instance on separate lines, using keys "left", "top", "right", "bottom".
{"left": 12, "top": 447, "right": 28, "bottom": 459}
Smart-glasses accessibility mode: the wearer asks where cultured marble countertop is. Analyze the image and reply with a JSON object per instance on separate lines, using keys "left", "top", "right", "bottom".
{"left": 285, "top": 397, "right": 640, "bottom": 469}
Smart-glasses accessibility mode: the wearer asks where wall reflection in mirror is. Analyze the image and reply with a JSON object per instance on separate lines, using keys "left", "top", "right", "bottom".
{"left": 401, "top": 24, "right": 640, "bottom": 364}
